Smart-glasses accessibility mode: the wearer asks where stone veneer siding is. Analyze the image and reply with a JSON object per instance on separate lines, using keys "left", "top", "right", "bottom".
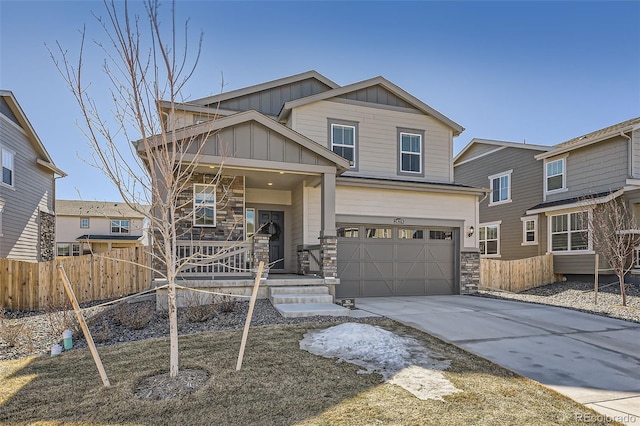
{"left": 460, "top": 250, "right": 480, "bottom": 294}
{"left": 39, "top": 211, "right": 55, "bottom": 261}
{"left": 252, "top": 234, "right": 270, "bottom": 278}
{"left": 320, "top": 236, "right": 337, "bottom": 278}
{"left": 174, "top": 174, "right": 245, "bottom": 242}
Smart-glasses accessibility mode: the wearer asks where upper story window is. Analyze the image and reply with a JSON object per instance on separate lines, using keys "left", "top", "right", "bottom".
{"left": 545, "top": 158, "right": 566, "bottom": 193}
{"left": 479, "top": 222, "right": 500, "bottom": 257}
{"left": 80, "top": 218, "right": 90, "bottom": 229}
{"left": 398, "top": 130, "right": 424, "bottom": 175}
{"left": 2, "top": 148, "right": 14, "bottom": 187}
{"left": 194, "top": 183, "right": 216, "bottom": 227}
{"left": 550, "top": 211, "right": 589, "bottom": 252}
{"left": 488, "top": 170, "right": 512, "bottom": 205}
{"left": 329, "top": 119, "right": 358, "bottom": 169}
{"left": 111, "top": 219, "right": 130, "bottom": 234}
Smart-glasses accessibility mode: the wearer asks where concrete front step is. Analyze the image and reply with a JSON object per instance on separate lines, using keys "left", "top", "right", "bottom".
{"left": 270, "top": 293, "right": 333, "bottom": 304}
{"left": 269, "top": 286, "right": 330, "bottom": 296}
{"left": 272, "top": 303, "right": 351, "bottom": 318}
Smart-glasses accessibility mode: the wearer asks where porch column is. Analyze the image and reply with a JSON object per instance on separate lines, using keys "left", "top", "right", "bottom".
{"left": 252, "top": 234, "right": 270, "bottom": 279}
{"left": 320, "top": 171, "right": 336, "bottom": 238}
{"left": 320, "top": 171, "right": 337, "bottom": 278}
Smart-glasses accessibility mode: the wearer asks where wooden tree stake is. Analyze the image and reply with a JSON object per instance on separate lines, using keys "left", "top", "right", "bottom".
{"left": 58, "top": 265, "right": 111, "bottom": 387}
{"left": 236, "top": 261, "right": 264, "bottom": 371}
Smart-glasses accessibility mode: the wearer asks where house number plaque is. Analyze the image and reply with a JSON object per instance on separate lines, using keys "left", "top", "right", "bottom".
{"left": 394, "top": 218, "right": 404, "bottom": 224}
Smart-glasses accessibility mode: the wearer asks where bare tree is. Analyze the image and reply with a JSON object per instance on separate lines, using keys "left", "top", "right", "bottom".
{"left": 51, "top": 0, "right": 224, "bottom": 377}
{"left": 586, "top": 195, "right": 640, "bottom": 306}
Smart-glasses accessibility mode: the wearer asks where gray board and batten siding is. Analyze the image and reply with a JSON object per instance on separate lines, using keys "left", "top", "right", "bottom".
{"left": 543, "top": 136, "right": 629, "bottom": 204}
{"left": 455, "top": 144, "right": 548, "bottom": 261}
{"left": 335, "top": 85, "right": 416, "bottom": 110}
{"left": 0, "top": 107, "right": 55, "bottom": 261}
{"left": 204, "top": 78, "right": 334, "bottom": 117}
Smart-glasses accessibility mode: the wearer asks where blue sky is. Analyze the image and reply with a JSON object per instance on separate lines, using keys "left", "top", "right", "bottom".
{"left": 1, "top": 1, "right": 639, "bottom": 202}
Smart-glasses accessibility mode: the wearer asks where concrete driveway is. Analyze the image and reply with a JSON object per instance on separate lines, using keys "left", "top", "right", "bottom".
{"left": 355, "top": 295, "right": 640, "bottom": 425}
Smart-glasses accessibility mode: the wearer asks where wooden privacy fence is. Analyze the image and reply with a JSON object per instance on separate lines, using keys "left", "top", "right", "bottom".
{"left": 0, "top": 246, "right": 150, "bottom": 311}
{"left": 480, "top": 253, "right": 556, "bottom": 292}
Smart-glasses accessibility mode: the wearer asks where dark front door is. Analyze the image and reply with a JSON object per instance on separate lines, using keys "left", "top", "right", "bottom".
{"left": 258, "top": 210, "right": 285, "bottom": 271}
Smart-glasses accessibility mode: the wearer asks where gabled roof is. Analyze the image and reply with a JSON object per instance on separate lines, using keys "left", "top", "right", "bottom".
{"left": 454, "top": 138, "right": 552, "bottom": 165}
{"left": 191, "top": 70, "right": 339, "bottom": 106}
{"left": 56, "top": 200, "right": 148, "bottom": 218}
{"left": 136, "top": 110, "right": 351, "bottom": 173}
{"left": 277, "top": 76, "right": 465, "bottom": 136}
{"left": 0, "top": 90, "right": 66, "bottom": 177}
{"left": 536, "top": 116, "right": 640, "bottom": 160}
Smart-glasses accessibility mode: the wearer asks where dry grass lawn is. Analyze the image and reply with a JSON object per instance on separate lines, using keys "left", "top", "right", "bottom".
{"left": 0, "top": 320, "right": 620, "bottom": 425}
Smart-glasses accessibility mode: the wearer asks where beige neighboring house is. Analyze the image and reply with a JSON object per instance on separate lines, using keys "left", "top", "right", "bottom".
{"left": 0, "top": 90, "right": 66, "bottom": 262}
{"left": 138, "top": 71, "right": 488, "bottom": 299}
{"left": 55, "top": 200, "right": 147, "bottom": 256}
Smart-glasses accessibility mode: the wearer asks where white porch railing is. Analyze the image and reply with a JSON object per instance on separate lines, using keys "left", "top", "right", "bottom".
{"left": 635, "top": 246, "right": 640, "bottom": 268}
{"left": 177, "top": 241, "right": 252, "bottom": 277}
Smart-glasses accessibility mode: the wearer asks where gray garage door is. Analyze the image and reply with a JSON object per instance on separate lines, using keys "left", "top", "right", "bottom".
{"left": 336, "top": 224, "right": 457, "bottom": 298}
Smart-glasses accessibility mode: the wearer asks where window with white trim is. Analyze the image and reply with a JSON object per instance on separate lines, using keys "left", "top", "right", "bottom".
{"left": 2, "top": 148, "right": 14, "bottom": 187}
{"left": 550, "top": 211, "right": 589, "bottom": 252}
{"left": 399, "top": 132, "right": 422, "bottom": 174}
{"left": 546, "top": 158, "right": 565, "bottom": 192}
{"left": 521, "top": 216, "right": 538, "bottom": 245}
{"left": 110, "top": 219, "right": 130, "bottom": 234}
{"left": 330, "top": 122, "right": 356, "bottom": 167}
{"left": 479, "top": 223, "right": 500, "bottom": 256}
{"left": 489, "top": 170, "right": 512, "bottom": 205}
{"left": 57, "top": 243, "right": 81, "bottom": 257}
{"left": 194, "top": 184, "right": 216, "bottom": 226}
{"left": 80, "top": 218, "right": 90, "bottom": 229}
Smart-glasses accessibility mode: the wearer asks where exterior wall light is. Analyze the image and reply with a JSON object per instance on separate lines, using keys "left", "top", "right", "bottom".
{"left": 467, "top": 226, "right": 475, "bottom": 238}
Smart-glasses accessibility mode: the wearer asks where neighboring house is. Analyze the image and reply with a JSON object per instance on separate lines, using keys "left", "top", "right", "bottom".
{"left": 138, "top": 71, "right": 487, "bottom": 298}
{"left": 455, "top": 117, "right": 640, "bottom": 278}
{"left": 454, "top": 139, "right": 552, "bottom": 260}
{"left": 55, "top": 200, "right": 147, "bottom": 256}
{"left": 0, "top": 90, "right": 66, "bottom": 262}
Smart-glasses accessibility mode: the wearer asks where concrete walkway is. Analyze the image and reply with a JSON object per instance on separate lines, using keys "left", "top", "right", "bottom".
{"left": 355, "top": 295, "right": 640, "bottom": 425}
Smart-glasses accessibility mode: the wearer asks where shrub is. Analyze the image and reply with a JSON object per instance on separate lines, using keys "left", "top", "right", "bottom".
{"left": 183, "top": 292, "right": 217, "bottom": 323}
{"left": 0, "top": 309, "right": 34, "bottom": 351}
{"left": 44, "top": 302, "right": 80, "bottom": 338}
{"left": 216, "top": 294, "right": 237, "bottom": 313}
{"left": 112, "top": 302, "right": 154, "bottom": 330}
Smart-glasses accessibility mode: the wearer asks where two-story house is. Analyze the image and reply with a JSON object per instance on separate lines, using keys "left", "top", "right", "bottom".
{"left": 0, "top": 90, "right": 66, "bottom": 262}
{"left": 138, "top": 71, "right": 487, "bottom": 298}
{"left": 454, "top": 139, "right": 552, "bottom": 260}
{"left": 56, "top": 200, "right": 147, "bottom": 256}
{"left": 455, "top": 117, "right": 640, "bottom": 278}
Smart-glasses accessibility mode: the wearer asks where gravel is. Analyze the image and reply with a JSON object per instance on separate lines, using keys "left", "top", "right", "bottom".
{"left": 474, "top": 280, "right": 640, "bottom": 323}
{"left": 0, "top": 297, "right": 382, "bottom": 361}
{"left": 3, "top": 280, "right": 639, "bottom": 361}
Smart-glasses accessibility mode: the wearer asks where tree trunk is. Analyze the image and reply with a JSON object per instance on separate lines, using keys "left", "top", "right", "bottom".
{"left": 167, "top": 282, "right": 179, "bottom": 377}
{"left": 618, "top": 274, "right": 627, "bottom": 307}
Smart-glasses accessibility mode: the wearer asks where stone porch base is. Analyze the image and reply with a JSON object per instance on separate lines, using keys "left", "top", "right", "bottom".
{"left": 155, "top": 275, "right": 340, "bottom": 310}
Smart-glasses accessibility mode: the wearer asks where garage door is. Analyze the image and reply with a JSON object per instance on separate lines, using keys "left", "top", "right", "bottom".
{"left": 336, "top": 224, "right": 457, "bottom": 298}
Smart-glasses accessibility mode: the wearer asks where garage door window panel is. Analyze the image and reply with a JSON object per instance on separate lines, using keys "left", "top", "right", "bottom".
{"left": 337, "top": 226, "right": 359, "bottom": 238}
{"left": 398, "top": 228, "right": 424, "bottom": 239}
{"left": 366, "top": 228, "right": 392, "bottom": 238}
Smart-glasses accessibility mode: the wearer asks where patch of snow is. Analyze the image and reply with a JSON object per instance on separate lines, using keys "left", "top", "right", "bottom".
{"left": 300, "top": 322, "right": 461, "bottom": 401}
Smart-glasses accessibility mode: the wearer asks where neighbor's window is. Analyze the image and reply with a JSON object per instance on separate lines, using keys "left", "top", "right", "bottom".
{"left": 398, "top": 228, "right": 424, "bottom": 239}
{"left": 337, "top": 227, "right": 359, "bottom": 238}
{"left": 365, "top": 228, "right": 392, "bottom": 239}
{"left": 2, "top": 148, "right": 14, "bottom": 187}
{"left": 111, "top": 219, "right": 130, "bottom": 234}
{"left": 399, "top": 132, "right": 423, "bottom": 174}
{"left": 479, "top": 224, "right": 499, "bottom": 256}
{"left": 521, "top": 217, "right": 537, "bottom": 245}
{"left": 550, "top": 211, "right": 589, "bottom": 252}
{"left": 194, "top": 184, "right": 216, "bottom": 226}
{"left": 546, "top": 158, "right": 565, "bottom": 192}
{"left": 57, "top": 243, "right": 80, "bottom": 257}
{"left": 80, "top": 218, "right": 90, "bottom": 229}
{"left": 330, "top": 121, "right": 357, "bottom": 167}
{"left": 489, "top": 170, "right": 512, "bottom": 204}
